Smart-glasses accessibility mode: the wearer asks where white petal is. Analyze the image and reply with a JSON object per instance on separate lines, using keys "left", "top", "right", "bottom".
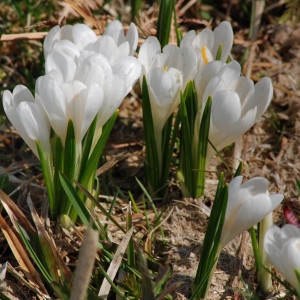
{"left": 179, "top": 46, "right": 198, "bottom": 86}
{"left": 46, "top": 50, "right": 77, "bottom": 82}
{"left": 3, "top": 86, "right": 50, "bottom": 156}
{"left": 104, "top": 20, "right": 125, "bottom": 44}
{"left": 211, "top": 90, "right": 241, "bottom": 129}
{"left": 212, "top": 21, "right": 234, "bottom": 61}
{"left": 126, "top": 22, "right": 139, "bottom": 55}
{"left": 147, "top": 68, "right": 182, "bottom": 126}
{"left": 244, "top": 77, "right": 273, "bottom": 121}
{"left": 44, "top": 25, "right": 62, "bottom": 56}
{"left": 73, "top": 83, "right": 103, "bottom": 142}
{"left": 180, "top": 30, "right": 196, "bottom": 48}
{"left": 67, "top": 24, "right": 97, "bottom": 50}
{"left": 264, "top": 225, "right": 300, "bottom": 289}
{"left": 235, "top": 77, "right": 254, "bottom": 107}
{"left": 113, "top": 56, "right": 141, "bottom": 94}
{"left": 138, "top": 36, "right": 161, "bottom": 75}
{"left": 89, "top": 35, "right": 121, "bottom": 62}
{"left": 37, "top": 76, "right": 67, "bottom": 141}
{"left": 192, "top": 28, "right": 214, "bottom": 51}
{"left": 194, "top": 61, "right": 224, "bottom": 105}
{"left": 75, "top": 53, "right": 111, "bottom": 86}
{"left": 222, "top": 191, "right": 283, "bottom": 246}
{"left": 241, "top": 177, "right": 269, "bottom": 194}
{"left": 97, "top": 75, "right": 126, "bottom": 126}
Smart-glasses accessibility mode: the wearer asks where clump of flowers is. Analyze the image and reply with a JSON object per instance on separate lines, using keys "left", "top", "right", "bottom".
{"left": 3, "top": 21, "right": 141, "bottom": 221}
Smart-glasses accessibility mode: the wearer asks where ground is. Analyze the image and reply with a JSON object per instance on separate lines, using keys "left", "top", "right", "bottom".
{"left": 0, "top": 0, "right": 300, "bottom": 299}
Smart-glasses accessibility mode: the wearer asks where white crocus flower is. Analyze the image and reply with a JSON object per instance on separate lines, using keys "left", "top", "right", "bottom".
{"left": 220, "top": 176, "right": 283, "bottom": 247}
{"left": 181, "top": 21, "right": 233, "bottom": 70}
{"left": 138, "top": 36, "right": 197, "bottom": 170}
{"left": 3, "top": 85, "right": 51, "bottom": 157}
{"left": 193, "top": 60, "right": 273, "bottom": 162}
{"left": 44, "top": 24, "right": 97, "bottom": 57}
{"left": 264, "top": 224, "right": 300, "bottom": 291}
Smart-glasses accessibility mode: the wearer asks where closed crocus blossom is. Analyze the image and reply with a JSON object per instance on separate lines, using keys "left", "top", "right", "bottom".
{"left": 139, "top": 36, "right": 197, "bottom": 88}
{"left": 3, "top": 85, "right": 51, "bottom": 157}
{"left": 138, "top": 36, "right": 197, "bottom": 161}
{"left": 220, "top": 176, "right": 283, "bottom": 247}
{"left": 193, "top": 60, "right": 273, "bottom": 161}
{"left": 264, "top": 224, "right": 300, "bottom": 290}
{"left": 181, "top": 21, "right": 233, "bottom": 70}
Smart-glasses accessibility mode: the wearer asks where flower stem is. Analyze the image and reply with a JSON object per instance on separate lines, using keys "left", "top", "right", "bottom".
{"left": 258, "top": 212, "right": 273, "bottom": 293}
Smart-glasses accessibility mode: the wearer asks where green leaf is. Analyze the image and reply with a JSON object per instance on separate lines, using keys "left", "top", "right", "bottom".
{"left": 141, "top": 76, "right": 160, "bottom": 194}
{"left": 296, "top": 179, "right": 300, "bottom": 195}
{"left": 156, "top": 0, "right": 174, "bottom": 47}
{"left": 234, "top": 162, "right": 243, "bottom": 177}
{"left": 36, "top": 141, "right": 55, "bottom": 218}
{"left": 153, "top": 264, "right": 172, "bottom": 297}
{"left": 193, "top": 173, "right": 228, "bottom": 298}
{"left": 52, "top": 135, "right": 64, "bottom": 216}
{"left": 215, "top": 43, "right": 223, "bottom": 60}
{"left": 64, "top": 120, "right": 76, "bottom": 182}
{"left": 16, "top": 223, "right": 53, "bottom": 286}
{"left": 51, "top": 282, "right": 70, "bottom": 300}
{"left": 173, "top": 1, "right": 182, "bottom": 46}
{"left": 32, "top": 231, "right": 59, "bottom": 283}
{"left": 79, "top": 111, "right": 118, "bottom": 193}
{"left": 194, "top": 96, "right": 212, "bottom": 198}
{"left": 137, "top": 247, "right": 155, "bottom": 300}
{"left": 131, "top": 0, "right": 142, "bottom": 21}
{"left": 126, "top": 204, "right": 135, "bottom": 268}
{"left": 59, "top": 172, "right": 95, "bottom": 228}
{"left": 178, "top": 80, "right": 200, "bottom": 197}
{"left": 0, "top": 292, "right": 11, "bottom": 300}
{"left": 75, "top": 180, "right": 126, "bottom": 234}
{"left": 80, "top": 115, "right": 97, "bottom": 178}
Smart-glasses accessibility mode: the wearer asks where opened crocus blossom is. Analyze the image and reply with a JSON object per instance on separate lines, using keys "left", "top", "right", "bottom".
{"left": 138, "top": 36, "right": 197, "bottom": 169}
{"left": 181, "top": 21, "right": 233, "bottom": 71}
{"left": 3, "top": 85, "right": 51, "bottom": 157}
{"left": 220, "top": 176, "right": 283, "bottom": 246}
{"left": 44, "top": 20, "right": 138, "bottom": 64}
{"left": 264, "top": 224, "right": 300, "bottom": 291}
{"left": 193, "top": 60, "right": 273, "bottom": 162}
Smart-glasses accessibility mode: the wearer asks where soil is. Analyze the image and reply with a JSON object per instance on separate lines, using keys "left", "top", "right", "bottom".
{"left": 1, "top": 1, "right": 300, "bottom": 299}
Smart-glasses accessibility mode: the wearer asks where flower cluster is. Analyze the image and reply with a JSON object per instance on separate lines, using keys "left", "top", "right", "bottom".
{"left": 4, "top": 20, "right": 141, "bottom": 157}
{"left": 3, "top": 21, "right": 141, "bottom": 219}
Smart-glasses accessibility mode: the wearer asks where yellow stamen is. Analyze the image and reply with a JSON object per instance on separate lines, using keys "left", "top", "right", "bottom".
{"left": 162, "top": 66, "right": 169, "bottom": 71}
{"left": 201, "top": 45, "right": 209, "bottom": 65}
